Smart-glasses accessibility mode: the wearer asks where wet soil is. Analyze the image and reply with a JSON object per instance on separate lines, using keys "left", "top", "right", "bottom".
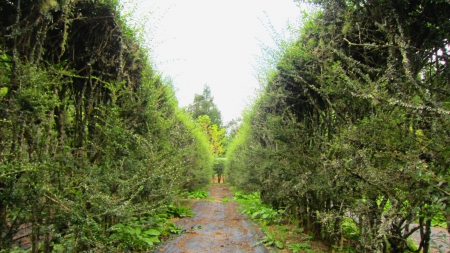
{"left": 156, "top": 184, "right": 268, "bottom": 253}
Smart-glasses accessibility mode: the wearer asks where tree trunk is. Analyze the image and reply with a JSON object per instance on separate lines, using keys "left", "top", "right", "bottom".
{"left": 31, "top": 221, "right": 40, "bottom": 253}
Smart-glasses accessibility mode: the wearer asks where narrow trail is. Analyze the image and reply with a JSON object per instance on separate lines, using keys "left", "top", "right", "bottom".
{"left": 411, "top": 226, "right": 450, "bottom": 252}
{"left": 156, "top": 184, "right": 268, "bottom": 253}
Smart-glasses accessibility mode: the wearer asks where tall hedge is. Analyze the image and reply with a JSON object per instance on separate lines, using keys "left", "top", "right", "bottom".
{"left": 0, "top": 0, "right": 212, "bottom": 251}
{"left": 227, "top": 0, "right": 450, "bottom": 252}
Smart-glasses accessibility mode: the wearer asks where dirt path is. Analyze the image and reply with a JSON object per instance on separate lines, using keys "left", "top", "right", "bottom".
{"left": 156, "top": 184, "right": 268, "bottom": 253}
{"left": 411, "top": 226, "right": 450, "bottom": 252}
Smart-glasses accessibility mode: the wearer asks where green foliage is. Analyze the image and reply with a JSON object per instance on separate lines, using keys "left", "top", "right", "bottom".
{"left": 51, "top": 213, "right": 182, "bottom": 252}
{"left": 106, "top": 213, "right": 184, "bottom": 252}
{"left": 165, "top": 205, "right": 194, "bottom": 218}
{"left": 226, "top": 0, "right": 450, "bottom": 251}
{"left": 406, "top": 238, "right": 419, "bottom": 252}
{"left": 197, "top": 115, "right": 227, "bottom": 157}
{"left": 289, "top": 242, "right": 314, "bottom": 253}
{"left": 0, "top": 87, "right": 7, "bottom": 97}
{"left": 0, "top": 0, "right": 213, "bottom": 252}
{"left": 247, "top": 205, "right": 281, "bottom": 224}
{"left": 108, "top": 218, "right": 161, "bottom": 251}
{"left": 187, "top": 84, "right": 223, "bottom": 128}
{"left": 342, "top": 218, "right": 359, "bottom": 241}
{"left": 234, "top": 191, "right": 260, "bottom": 201}
{"left": 213, "top": 158, "right": 226, "bottom": 183}
{"left": 277, "top": 225, "right": 290, "bottom": 232}
{"left": 431, "top": 212, "right": 448, "bottom": 228}
{"left": 225, "top": 111, "right": 261, "bottom": 191}
{"left": 0, "top": 247, "right": 28, "bottom": 253}
{"left": 175, "top": 109, "right": 214, "bottom": 191}
{"left": 260, "top": 233, "right": 285, "bottom": 249}
{"left": 234, "top": 192, "right": 282, "bottom": 225}
{"left": 294, "top": 228, "right": 304, "bottom": 234}
{"left": 185, "top": 84, "right": 227, "bottom": 157}
{"left": 221, "top": 196, "right": 230, "bottom": 203}
{"left": 187, "top": 189, "right": 209, "bottom": 199}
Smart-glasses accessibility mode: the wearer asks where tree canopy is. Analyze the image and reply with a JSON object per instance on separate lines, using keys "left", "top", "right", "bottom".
{"left": 187, "top": 84, "right": 223, "bottom": 128}
{"left": 186, "top": 84, "right": 227, "bottom": 157}
{"left": 197, "top": 115, "right": 227, "bottom": 157}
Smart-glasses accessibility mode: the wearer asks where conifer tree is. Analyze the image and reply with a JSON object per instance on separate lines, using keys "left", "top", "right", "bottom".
{"left": 187, "top": 84, "right": 223, "bottom": 128}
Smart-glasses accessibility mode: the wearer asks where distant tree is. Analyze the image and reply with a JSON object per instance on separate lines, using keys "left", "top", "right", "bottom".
{"left": 213, "top": 158, "right": 226, "bottom": 183}
{"left": 197, "top": 115, "right": 226, "bottom": 157}
{"left": 222, "top": 118, "right": 241, "bottom": 151}
{"left": 225, "top": 118, "right": 241, "bottom": 140}
{"left": 187, "top": 84, "right": 223, "bottom": 127}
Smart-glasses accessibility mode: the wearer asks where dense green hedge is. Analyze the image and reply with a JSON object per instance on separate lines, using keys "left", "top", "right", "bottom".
{"left": 227, "top": 1, "right": 450, "bottom": 252}
{"left": 0, "top": 0, "right": 212, "bottom": 251}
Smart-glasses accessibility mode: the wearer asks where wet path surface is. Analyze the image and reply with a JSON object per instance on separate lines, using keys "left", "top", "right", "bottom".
{"left": 411, "top": 226, "right": 450, "bottom": 252}
{"left": 156, "top": 184, "right": 268, "bottom": 253}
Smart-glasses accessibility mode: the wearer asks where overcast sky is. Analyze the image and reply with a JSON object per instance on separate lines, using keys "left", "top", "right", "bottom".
{"left": 127, "top": 0, "right": 303, "bottom": 124}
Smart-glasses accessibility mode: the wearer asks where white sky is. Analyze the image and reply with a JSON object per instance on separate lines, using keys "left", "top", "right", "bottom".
{"left": 127, "top": 0, "right": 302, "bottom": 124}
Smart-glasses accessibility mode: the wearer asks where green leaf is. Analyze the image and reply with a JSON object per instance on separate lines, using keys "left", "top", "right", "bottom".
{"left": 109, "top": 233, "right": 119, "bottom": 240}
{"left": 126, "top": 227, "right": 136, "bottom": 234}
{"left": 144, "top": 229, "right": 161, "bottom": 236}
{"left": 275, "top": 240, "right": 285, "bottom": 249}
{"left": 252, "top": 211, "right": 263, "bottom": 219}
{"left": 110, "top": 223, "right": 125, "bottom": 230}
{"left": 145, "top": 236, "right": 160, "bottom": 243}
{"left": 142, "top": 237, "right": 156, "bottom": 246}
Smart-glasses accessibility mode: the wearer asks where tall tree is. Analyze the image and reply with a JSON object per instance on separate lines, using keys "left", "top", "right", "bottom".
{"left": 187, "top": 84, "right": 223, "bottom": 127}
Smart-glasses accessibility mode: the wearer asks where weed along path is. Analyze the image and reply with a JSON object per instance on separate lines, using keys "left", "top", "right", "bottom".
{"left": 156, "top": 184, "right": 268, "bottom": 253}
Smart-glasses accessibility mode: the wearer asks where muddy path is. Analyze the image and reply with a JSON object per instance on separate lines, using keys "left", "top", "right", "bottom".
{"left": 156, "top": 184, "right": 268, "bottom": 253}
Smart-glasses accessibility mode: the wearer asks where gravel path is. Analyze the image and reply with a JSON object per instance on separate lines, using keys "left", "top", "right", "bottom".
{"left": 156, "top": 184, "right": 268, "bottom": 253}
